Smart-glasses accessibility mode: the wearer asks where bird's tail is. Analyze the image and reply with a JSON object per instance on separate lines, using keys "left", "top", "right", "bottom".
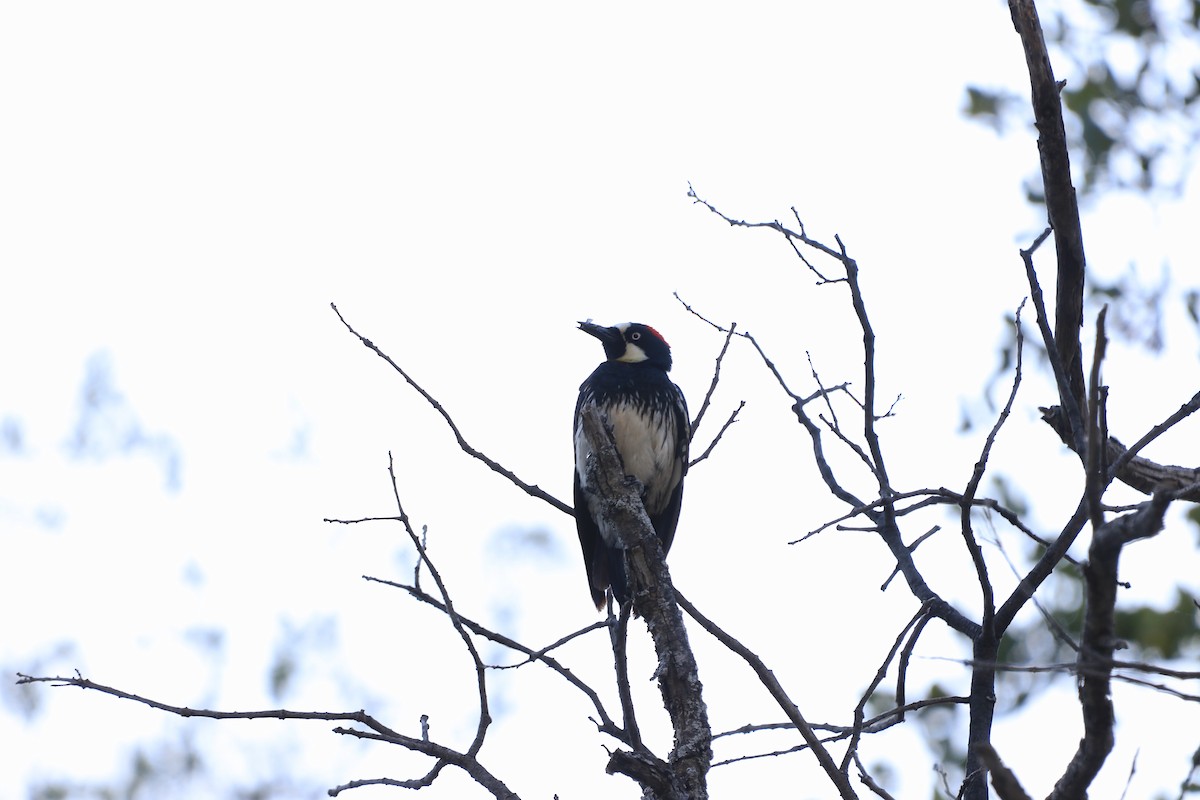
{"left": 606, "top": 546, "right": 630, "bottom": 606}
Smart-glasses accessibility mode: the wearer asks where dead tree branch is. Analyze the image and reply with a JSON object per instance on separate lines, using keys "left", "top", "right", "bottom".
{"left": 1009, "top": 0, "right": 1088, "bottom": 416}
{"left": 961, "top": 301, "right": 1027, "bottom": 629}
{"left": 976, "top": 743, "right": 1034, "bottom": 800}
{"left": 331, "top": 303, "right": 572, "bottom": 517}
{"left": 384, "top": 453, "right": 493, "bottom": 764}
{"left": 675, "top": 592, "right": 859, "bottom": 800}
{"left": 688, "top": 401, "right": 746, "bottom": 467}
{"left": 1041, "top": 397, "right": 1200, "bottom": 502}
{"left": 578, "top": 404, "right": 712, "bottom": 800}
{"left": 1049, "top": 491, "right": 1172, "bottom": 800}
{"left": 14, "top": 673, "right": 520, "bottom": 800}
{"left": 842, "top": 602, "right": 935, "bottom": 775}
{"left": 360, "top": 574, "right": 625, "bottom": 740}
{"left": 689, "top": 319, "right": 738, "bottom": 438}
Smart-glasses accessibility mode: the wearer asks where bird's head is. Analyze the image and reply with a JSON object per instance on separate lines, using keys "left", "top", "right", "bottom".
{"left": 578, "top": 321, "right": 673, "bottom": 371}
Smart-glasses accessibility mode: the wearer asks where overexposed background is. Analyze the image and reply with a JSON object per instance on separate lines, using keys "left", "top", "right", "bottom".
{"left": 3, "top": 2, "right": 1198, "bottom": 798}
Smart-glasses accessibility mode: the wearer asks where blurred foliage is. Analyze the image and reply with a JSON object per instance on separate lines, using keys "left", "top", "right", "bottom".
{"left": 26, "top": 730, "right": 318, "bottom": 799}
{"left": 0, "top": 416, "right": 24, "bottom": 454}
{"left": 30, "top": 735, "right": 203, "bottom": 800}
{"left": 916, "top": 685, "right": 968, "bottom": 800}
{"left": 963, "top": 2, "right": 1200, "bottom": 407}
{"left": 965, "top": 0, "right": 1200, "bottom": 429}
{"left": 966, "top": 0, "right": 1200, "bottom": 198}
{"left": 1088, "top": 265, "right": 1169, "bottom": 350}
{"left": 1189, "top": 504, "right": 1200, "bottom": 543}
{"left": 959, "top": 4, "right": 1200, "bottom": 734}
{"left": 1, "top": 642, "right": 78, "bottom": 722}
{"left": 908, "top": 486, "right": 1200, "bottom": 784}
{"left": 67, "top": 352, "right": 183, "bottom": 492}
{"left": 988, "top": 482, "right": 1199, "bottom": 708}
{"left": 268, "top": 616, "right": 338, "bottom": 702}
{"left": 1114, "top": 588, "right": 1200, "bottom": 658}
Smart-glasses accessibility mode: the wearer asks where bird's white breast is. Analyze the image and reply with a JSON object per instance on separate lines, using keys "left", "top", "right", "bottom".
{"left": 575, "top": 399, "right": 681, "bottom": 541}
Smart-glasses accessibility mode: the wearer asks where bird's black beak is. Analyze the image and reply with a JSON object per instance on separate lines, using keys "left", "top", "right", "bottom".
{"left": 578, "top": 320, "right": 622, "bottom": 346}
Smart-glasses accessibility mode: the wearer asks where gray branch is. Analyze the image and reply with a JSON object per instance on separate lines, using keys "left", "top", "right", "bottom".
{"left": 578, "top": 404, "right": 712, "bottom": 800}
{"left": 1048, "top": 492, "right": 1172, "bottom": 800}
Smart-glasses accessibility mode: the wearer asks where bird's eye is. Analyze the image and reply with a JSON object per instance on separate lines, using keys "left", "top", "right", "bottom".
{"left": 630, "top": 332, "right": 641, "bottom": 341}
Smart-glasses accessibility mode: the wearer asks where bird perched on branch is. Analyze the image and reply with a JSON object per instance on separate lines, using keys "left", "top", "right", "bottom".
{"left": 573, "top": 321, "right": 689, "bottom": 609}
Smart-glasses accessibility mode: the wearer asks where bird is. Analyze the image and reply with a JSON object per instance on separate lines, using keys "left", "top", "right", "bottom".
{"left": 573, "top": 321, "right": 689, "bottom": 609}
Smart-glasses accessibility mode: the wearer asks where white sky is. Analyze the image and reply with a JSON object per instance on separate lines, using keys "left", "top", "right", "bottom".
{"left": 2, "top": 2, "right": 1198, "bottom": 799}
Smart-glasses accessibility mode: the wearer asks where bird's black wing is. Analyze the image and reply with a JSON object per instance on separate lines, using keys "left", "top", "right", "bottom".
{"left": 574, "top": 466, "right": 610, "bottom": 609}
{"left": 649, "top": 380, "right": 689, "bottom": 554}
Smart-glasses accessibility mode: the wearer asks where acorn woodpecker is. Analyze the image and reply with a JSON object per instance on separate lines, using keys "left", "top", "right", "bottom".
{"left": 573, "top": 321, "right": 689, "bottom": 609}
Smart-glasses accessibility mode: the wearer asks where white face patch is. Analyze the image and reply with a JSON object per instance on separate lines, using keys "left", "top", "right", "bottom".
{"left": 617, "top": 342, "right": 648, "bottom": 363}
{"left": 611, "top": 322, "right": 649, "bottom": 363}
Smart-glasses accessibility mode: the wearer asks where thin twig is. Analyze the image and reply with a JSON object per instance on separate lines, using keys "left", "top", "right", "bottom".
{"left": 690, "top": 320, "right": 738, "bottom": 437}
{"left": 975, "top": 743, "right": 1034, "bottom": 800}
{"left": 331, "top": 303, "right": 572, "bottom": 516}
{"left": 676, "top": 591, "right": 859, "bottom": 799}
{"left": 1085, "top": 307, "right": 1111, "bottom": 530}
{"left": 855, "top": 751, "right": 899, "bottom": 800}
{"left": 960, "top": 300, "right": 1026, "bottom": 632}
{"left": 841, "top": 602, "right": 933, "bottom": 772}
{"left": 1106, "top": 388, "right": 1200, "bottom": 482}
{"left": 385, "top": 454, "right": 491, "bottom": 762}
{"left": 1019, "top": 227, "right": 1085, "bottom": 453}
{"left": 611, "top": 603, "right": 643, "bottom": 750}
{"left": 362, "top": 575, "right": 623, "bottom": 739}
{"left": 688, "top": 401, "right": 746, "bottom": 467}
{"left": 14, "top": 673, "right": 520, "bottom": 800}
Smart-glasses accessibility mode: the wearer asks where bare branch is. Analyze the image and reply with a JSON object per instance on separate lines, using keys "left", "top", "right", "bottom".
{"left": 385, "top": 454, "right": 492, "bottom": 762}
{"left": 578, "top": 404, "right": 712, "bottom": 799}
{"left": 1009, "top": 0, "right": 1088, "bottom": 416}
{"left": 688, "top": 401, "right": 745, "bottom": 467}
{"left": 362, "top": 575, "right": 624, "bottom": 740}
{"left": 879, "top": 527, "right": 941, "bottom": 591}
{"left": 1049, "top": 492, "right": 1173, "bottom": 800}
{"left": 1085, "top": 307, "right": 1111, "bottom": 529}
{"left": 1107, "top": 387, "right": 1200, "bottom": 490}
{"left": 607, "top": 749, "right": 677, "bottom": 799}
{"left": 687, "top": 196, "right": 983, "bottom": 641}
{"left": 713, "top": 694, "right": 970, "bottom": 744}
{"left": 809, "top": 353, "right": 877, "bottom": 475}
{"left": 799, "top": 489, "right": 1059, "bottom": 562}
{"left": 739, "top": 329, "right": 865, "bottom": 510}
{"left": 1020, "top": 227, "right": 1086, "bottom": 453}
{"left": 1041, "top": 405, "right": 1200, "bottom": 501}
{"left": 976, "top": 743, "right": 1034, "bottom": 800}
{"left": 330, "top": 303, "right": 572, "bottom": 517}
{"left": 961, "top": 300, "right": 1026, "bottom": 629}
{"left": 14, "top": 673, "right": 520, "bottom": 800}
{"left": 854, "top": 750, "right": 899, "bottom": 800}
{"left": 997, "top": 499, "right": 1089, "bottom": 632}
{"left": 328, "top": 727, "right": 520, "bottom": 799}
{"left": 1175, "top": 745, "right": 1200, "bottom": 800}
{"left": 689, "top": 319, "right": 738, "bottom": 438}
{"left": 687, "top": 184, "right": 845, "bottom": 275}
{"left": 611, "top": 604, "right": 644, "bottom": 751}
{"left": 675, "top": 591, "right": 859, "bottom": 799}
{"left": 673, "top": 291, "right": 736, "bottom": 331}
{"left": 842, "top": 602, "right": 934, "bottom": 772}
{"left": 831, "top": 231, "right": 895, "bottom": 502}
